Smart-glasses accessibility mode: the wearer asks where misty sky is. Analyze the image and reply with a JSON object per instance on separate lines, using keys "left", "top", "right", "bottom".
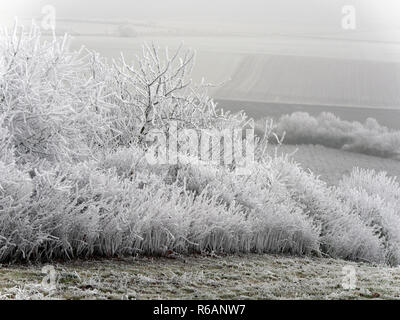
{"left": 1, "top": 0, "right": 400, "bottom": 32}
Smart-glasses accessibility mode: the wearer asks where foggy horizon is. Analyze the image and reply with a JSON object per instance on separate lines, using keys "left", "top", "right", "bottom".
{"left": 2, "top": 0, "right": 400, "bottom": 35}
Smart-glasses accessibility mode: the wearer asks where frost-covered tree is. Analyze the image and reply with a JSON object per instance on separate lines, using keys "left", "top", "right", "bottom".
{"left": 106, "top": 43, "right": 245, "bottom": 147}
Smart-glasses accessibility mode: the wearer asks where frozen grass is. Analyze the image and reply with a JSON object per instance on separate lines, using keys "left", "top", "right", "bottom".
{"left": 0, "top": 254, "right": 399, "bottom": 300}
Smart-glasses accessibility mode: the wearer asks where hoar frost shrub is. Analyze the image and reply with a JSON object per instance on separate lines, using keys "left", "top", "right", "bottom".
{"left": 0, "top": 150, "right": 252, "bottom": 261}
{"left": 0, "top": 27, "right": 96, "bottom": 164}
{"left": 0, "top": 24, "right": 399, "bottom": 264}
{"left": 275, "top": 159, "right": 384, "bottom": 263}
{"left": 338, "top": 168, "right": 400, "bottom": 265}
{"left": 0, "top": 116, "right": 33, "bottom": 214}
{"left": 275, "top": 112, "right": 400, "bottom": 159}
{"left": 176, "top": 156, "right": 320, "bottom": 255}
{"left": 0, "top": 25, "right": 248, "bottom": 262}
{"left": 177, "top": 154, "right": 384, "bottom": 262}
{"left": 0, "top": 24, "right": 239, "bottom": 163}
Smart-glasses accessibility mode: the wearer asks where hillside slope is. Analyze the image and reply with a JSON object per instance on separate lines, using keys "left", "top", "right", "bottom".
{"left": 214, "top": 54, "right": 400, "bottom": 108}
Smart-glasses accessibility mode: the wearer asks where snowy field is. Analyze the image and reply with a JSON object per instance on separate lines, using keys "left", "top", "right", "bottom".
{"left": 215, "top": 54, "right": 400, "bottom": 108}
{"left": 1, "top": 254, "right": 400, "bottom": 300}
{"left": 269, "top": 144, "right": 400, "bottom": 185}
